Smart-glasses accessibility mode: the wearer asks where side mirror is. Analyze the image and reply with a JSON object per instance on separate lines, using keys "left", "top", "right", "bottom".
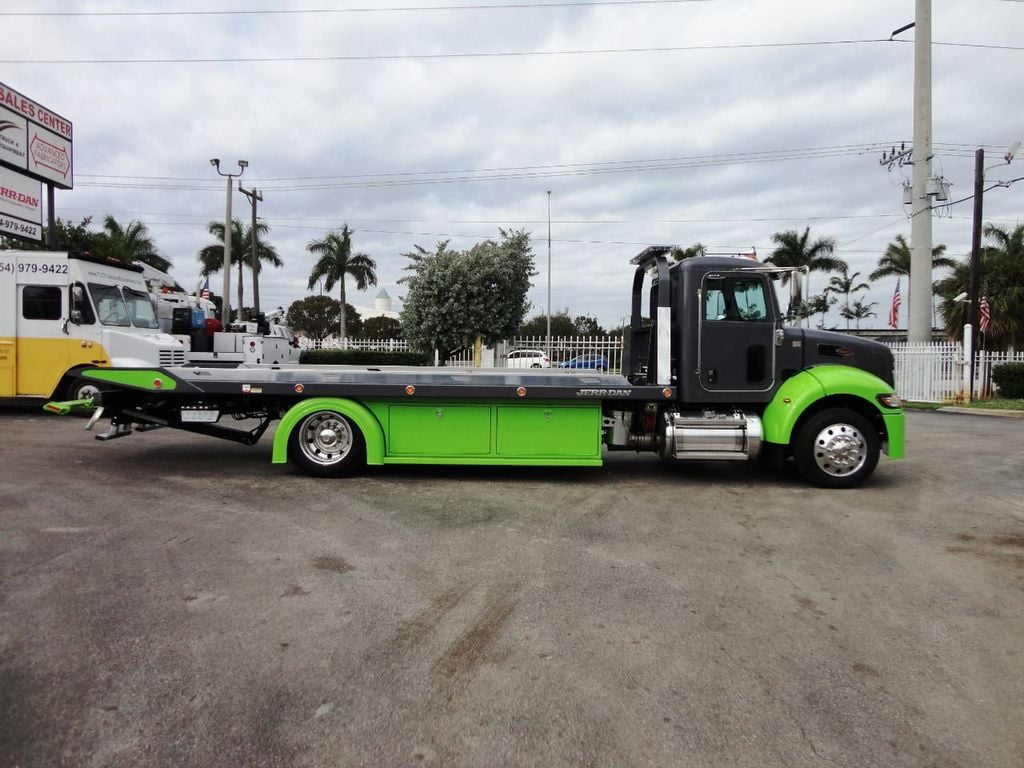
{"left": 71, "top": 310, "right": 83, "bottom": 324}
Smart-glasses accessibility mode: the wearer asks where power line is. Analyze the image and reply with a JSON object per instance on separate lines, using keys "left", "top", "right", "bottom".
{"left": 75, "top": 143, "right": 900, "bottom": 192}
{"left": 0, "top": 1, "right": 713, "bottom": 18}
{"left": 0, "top": 38, "right": 900, "bottom": 65}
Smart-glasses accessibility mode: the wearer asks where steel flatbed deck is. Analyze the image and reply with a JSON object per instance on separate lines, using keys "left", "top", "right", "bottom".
{"left": 85, "top": 364, "right": 675, "bottom": 402}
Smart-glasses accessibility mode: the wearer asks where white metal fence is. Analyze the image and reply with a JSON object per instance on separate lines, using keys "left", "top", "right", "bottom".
{"left": 890, "top": 342, "right": 1024, "bottom": 402}
{"left": 301, "top": 335, "right": 626, "bottom": 369}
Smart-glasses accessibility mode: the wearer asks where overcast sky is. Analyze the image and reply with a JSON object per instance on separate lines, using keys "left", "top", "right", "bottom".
{"left": 3, "top": 0, "right": 1021, "bottom": 330}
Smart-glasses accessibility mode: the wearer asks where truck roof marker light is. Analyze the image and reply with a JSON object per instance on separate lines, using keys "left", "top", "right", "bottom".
{"left": 516, "top": 386, "right": 527, "bottom": 397}
{"left": 405, "top": 385, "right": 416, "bottom": 395}
{"left": 662, "top": 388, "right": 672, "bottom": 398}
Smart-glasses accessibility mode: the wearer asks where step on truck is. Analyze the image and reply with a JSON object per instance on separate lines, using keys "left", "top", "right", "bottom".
{"left": 1, "top": 250, "right": 185, "bottom": 403}
{"left": 67, "top": 247, "right": 905, "bottom": 487}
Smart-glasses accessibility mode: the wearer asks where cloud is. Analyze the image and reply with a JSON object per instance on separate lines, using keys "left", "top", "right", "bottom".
{"left": 2, "top": 0, "right": 1020, "bottom": 330}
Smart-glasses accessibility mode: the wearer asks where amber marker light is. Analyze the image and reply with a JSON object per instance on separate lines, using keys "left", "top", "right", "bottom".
{"left": 405, "top": 385, "right": 416, "bottom": 395}
{"left": 662, "top": 388, "right": 672, "bottom": 398}
{"left": 516, "top": 386, "right": 527, "bottom": 397}
{"left": 294, "top": 384, "right": 304, "bottom": 394}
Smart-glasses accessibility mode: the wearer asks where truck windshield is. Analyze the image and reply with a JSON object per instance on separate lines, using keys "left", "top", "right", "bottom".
{"left": 90, "top": 283, "right": 131, "bottom": 326}
{"left": 89, "top": 283, "right": 160, "bottom": 329}
{"left": 123, "top": 287, "right": 160, "bottom": 329}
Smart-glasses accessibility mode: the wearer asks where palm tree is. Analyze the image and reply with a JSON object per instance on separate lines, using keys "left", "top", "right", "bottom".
{"left": 306, "top": 225, "right": 378, "bottom": 341}
{"left": 870, "top": 234, "right": 954, "bottom": 280}
{"left": 828, "top": 267, "right": 870, "bottom": 331}
{"left": 936, "top": 223, "right": 1024, "bottom": 350}
{"left": 102, "top": 215, "right": 170, "bottom": 272}
{"left": 199, "top": 219, "right": 282, "bottom": 319}
{"left": 764, "top": 228, "right": 846, "bottom": 306}
{"left": 841, "top": 298, "right": 877, "bottom": 330}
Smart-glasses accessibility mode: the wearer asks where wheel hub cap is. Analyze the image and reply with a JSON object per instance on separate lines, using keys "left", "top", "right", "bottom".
{"left": 813, "top": 423, "right": 866, "bottom": 476}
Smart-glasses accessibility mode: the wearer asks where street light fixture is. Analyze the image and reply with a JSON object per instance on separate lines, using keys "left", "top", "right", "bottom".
{"left": 210, "top": 158, "right": 247, "bottom": 324}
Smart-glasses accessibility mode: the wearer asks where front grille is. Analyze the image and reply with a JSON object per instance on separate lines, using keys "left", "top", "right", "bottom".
{"left": 159, "top": 349, "right": 186, "bottom": 366}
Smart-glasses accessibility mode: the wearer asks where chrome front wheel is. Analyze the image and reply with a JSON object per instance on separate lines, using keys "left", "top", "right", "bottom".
{"left": 794, "top": 408, "right": 880, "bottom": 488}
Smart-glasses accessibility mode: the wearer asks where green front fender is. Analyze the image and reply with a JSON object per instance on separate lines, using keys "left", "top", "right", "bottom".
{"left": 762, "top": 366, "right": 904, "bottom": 458}
{"left": 272, "top": 398, "right": 386, "bottom": 465}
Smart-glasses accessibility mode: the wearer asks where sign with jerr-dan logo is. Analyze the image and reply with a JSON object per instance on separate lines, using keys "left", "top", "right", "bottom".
{"left": 0, "top": 165, "right": 43, "bottom": 241}
{"left": 0, "top": 81, "right": 73, "bottom": 190}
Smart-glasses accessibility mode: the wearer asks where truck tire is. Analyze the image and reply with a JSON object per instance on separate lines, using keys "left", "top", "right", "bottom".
{"left": 287, "top": 410, "right": 366, "bottom": 478}
{"left": 65, "top": 377, "right": 103, "bottom": 407}
{"left": 793, "top": 408, "right": 879, "bottom": 489}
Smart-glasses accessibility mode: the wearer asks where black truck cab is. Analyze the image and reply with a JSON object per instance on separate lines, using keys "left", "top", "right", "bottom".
{"left": 624, "top": 247, "right": 895, "bottom": 404}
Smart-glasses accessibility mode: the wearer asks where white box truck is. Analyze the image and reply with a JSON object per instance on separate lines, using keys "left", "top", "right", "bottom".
{"left": 0, "top": 250, "right": 185, "bottom": 401}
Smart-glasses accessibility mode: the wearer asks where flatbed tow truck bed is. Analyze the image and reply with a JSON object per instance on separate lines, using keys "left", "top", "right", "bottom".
{"left": 74, "top": 364, "right": 676, "bottom": 474}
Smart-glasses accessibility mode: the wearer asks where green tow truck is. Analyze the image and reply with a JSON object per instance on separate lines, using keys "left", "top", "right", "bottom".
{"left": 55, "top": 248, "right": 904, "bottom": 488}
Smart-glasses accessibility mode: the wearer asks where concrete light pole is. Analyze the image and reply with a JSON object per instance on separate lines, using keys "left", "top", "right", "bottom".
{"left": 908, "top": 0, "right": 933, "bottom": 343}
{"left": 210, "top": 158, "right": 247, "bottom": 324}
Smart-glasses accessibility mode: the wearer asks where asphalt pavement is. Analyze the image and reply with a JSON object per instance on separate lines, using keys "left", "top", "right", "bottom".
{"left": 1, "top": 408, "right": 1022, "bottom": 768}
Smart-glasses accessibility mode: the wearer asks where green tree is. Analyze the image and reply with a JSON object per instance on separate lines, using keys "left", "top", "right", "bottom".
{"left": 286, "top": 295, "right": 342, "bottom": 343}
{"left": 1, "top": 216, "right": 98, "bottom": 253}
{"left": 307, "top": 225, "right": 377, "bottom": 341}
{"left": 796, "top": 290, "right": 838, "bottom": 329}
{"left": 764, "top": 227, "right": 846, "bottom": 305}
{"left": 518, "top": 311, "right": 576, "bottom": 336}
{"left": 400, "top": 229, "right": 535, "bottom": 364}
{"left": 199, "top": 219, "right": 282, "bottom": 320}
{"left": 572, "top": 315, "right": 605, "bottom": 336}
{"left": 869, "top": 234, "right": 954, "bottom": 280}
{"left": 828, "top": 267, "right": 870, "bottom": 331}
{"left": 936, "top": 223, "right": 1024, "bottom": 350}
{"left": 361, "top": 315, "right": 403, "bottom": 339}
{"left": 840, "top": 298, "right": 877, "bottom": 330}
{"left": 671, "top": 243, "right": 706, "bottom": 261}
{"left": 100, "top": 215, "right": 170, "bottom": 272}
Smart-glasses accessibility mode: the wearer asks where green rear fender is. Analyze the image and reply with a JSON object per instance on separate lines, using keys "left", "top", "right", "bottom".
{"left": 272, "top": 398, "right": 385, "bottom": 465}
{"left": 762, "top": 367, "right": 905, "bottom": 458}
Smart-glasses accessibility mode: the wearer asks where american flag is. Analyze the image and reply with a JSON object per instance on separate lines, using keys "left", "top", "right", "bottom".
{"left": 888, "top": 279, "right": 901, "bottom": 329}
{"left": 979, "top": 295, "right": 991, "bottom": 334}
{"left": 200, "top": 277, "right": 210, "bottom": 299}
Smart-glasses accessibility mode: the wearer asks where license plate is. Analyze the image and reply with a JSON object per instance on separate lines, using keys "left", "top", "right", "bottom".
{"left": 181, "top": 409, "right": 219, "bottom": 423}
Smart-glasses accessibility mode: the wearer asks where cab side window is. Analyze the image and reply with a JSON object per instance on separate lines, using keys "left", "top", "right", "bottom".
{"left": 22, "top": 286, "right": 62, "bottom": 320}
{"left": 704, "top": 278, "right": 768, "bottom": 322}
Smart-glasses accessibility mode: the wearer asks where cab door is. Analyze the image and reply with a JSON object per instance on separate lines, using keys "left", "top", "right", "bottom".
{"left": 15, "top": 283, "right": 69, "bottom": 397}
{"left": 697, "top": 272, "right": 776, "bottom": 395}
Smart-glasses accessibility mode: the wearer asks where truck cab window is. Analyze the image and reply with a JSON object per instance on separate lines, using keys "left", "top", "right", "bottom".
{"left": 89, "top": 283, "right": 131, "bottom": 327}
{"left": 704, "top": 278, "right": 768, "bottom": 321}
{"left": 732, "top": 279, "right": 767, "bottom": 321}
{"left": 22, "top": 286, "right": 62, "bottom": 320}
{"left": 71, "top": 282, "right": 96, "bottom": 325}
{"left": 123, "top": 287, "right": 160, "bottom": 329}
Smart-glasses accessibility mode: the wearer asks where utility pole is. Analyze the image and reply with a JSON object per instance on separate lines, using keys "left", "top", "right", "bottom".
{"left": 909, "top": 0, "right": 933, "bottom": 343}
{"left": 210, "top": 158, "right": 247, "bottom": 324}
{"left": 546, "top": 190, "right": 552, "bottom": 361}
{"left": 239, "top": 183, "right": 264, "bottom": 318}
{"left": 968, "top": 148, "right": 984, "bottom": 400}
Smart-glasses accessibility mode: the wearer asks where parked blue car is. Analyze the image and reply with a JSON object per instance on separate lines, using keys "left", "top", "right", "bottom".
{"left": 558, "top": 354, "right": 609, "bottom": 371}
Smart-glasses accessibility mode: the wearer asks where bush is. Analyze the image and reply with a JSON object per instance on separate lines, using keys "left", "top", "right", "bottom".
{"left": 992, "top": 362, "right": 1024, "bottom": 398}
{"left": 299, "top": 348, "right": 431, "bottom": 367}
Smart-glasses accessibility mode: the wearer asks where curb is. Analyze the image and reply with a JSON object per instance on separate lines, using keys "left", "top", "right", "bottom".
{"left": 935, "top": 406, "right": 1024, "bottom": 419}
